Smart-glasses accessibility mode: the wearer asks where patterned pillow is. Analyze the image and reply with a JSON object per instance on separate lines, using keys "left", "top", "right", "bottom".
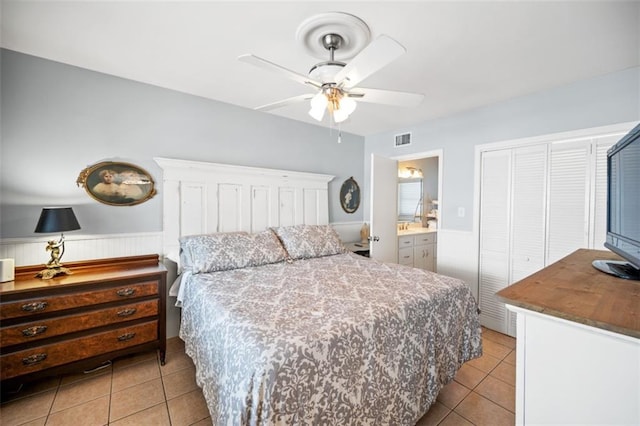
{"left": 273, "top": 224, "right": 346, "bottom": 260}
{"left": 179, "top": 230, "right": 288, "bottom": 274}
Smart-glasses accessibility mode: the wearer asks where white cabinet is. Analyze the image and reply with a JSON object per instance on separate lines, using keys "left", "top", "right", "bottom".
{"left": 414, "top": 233, "right": 437, "bottom": 271}
{"left": 398, "top": 232, "right": 437, "bottom": 272}
{"left": 509, "top": 308, "right": 639, "bottom": 426}
{"left": 398, "top": 235, "right": 414, "bottom": 266}
{"left": 497, "top": 248, "right": 640, "bottom": 425}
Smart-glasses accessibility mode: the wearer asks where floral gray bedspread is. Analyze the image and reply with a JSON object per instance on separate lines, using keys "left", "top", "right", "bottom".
{"left": 179, "top": 253, "right": 482, "bottom": 425}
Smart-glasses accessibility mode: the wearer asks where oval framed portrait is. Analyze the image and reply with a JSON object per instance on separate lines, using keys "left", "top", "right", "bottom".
{"left": 340, "top": 177, "right": 360, "bottom": 214}
{"left": 76, "top": 161, "right": 156, "bottom": 206}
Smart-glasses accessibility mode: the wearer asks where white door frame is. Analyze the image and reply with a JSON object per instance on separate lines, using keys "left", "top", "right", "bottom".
{"left": 370, "top": 149, "right": 443, "bottom": 264}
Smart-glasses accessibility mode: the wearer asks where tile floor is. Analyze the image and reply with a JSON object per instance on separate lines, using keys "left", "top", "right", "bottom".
{"left": 416, "top": 327, "right": 516, "bottom": 426}
{"left": 0, "top": 327, "right": 516, "bottom": 426}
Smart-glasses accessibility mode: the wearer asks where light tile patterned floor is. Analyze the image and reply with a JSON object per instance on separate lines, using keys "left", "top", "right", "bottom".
{"left": 417, "top": 328, "right": 516, "bottom": 425}
{"left": 0, "top": 327, "right": 515, "bottom": 425}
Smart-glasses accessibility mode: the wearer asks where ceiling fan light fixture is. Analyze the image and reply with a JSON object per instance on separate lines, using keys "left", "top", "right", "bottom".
{"left": 340, "top": 96, "right": 357, "bottom": 115}
{"left": 309, "top": 91, "right": 327, "bottom": 121}
{"left": 333, "top": 108, "right": 349, "bottom": 123}
{"left": 309, "top": 62, "right": 345, "bottom": 83}
{"left": 240, "top": 12, "right": 422, "bottom": 128}
{"left": 333, "top": 97, "right": 357, "bottom": 123}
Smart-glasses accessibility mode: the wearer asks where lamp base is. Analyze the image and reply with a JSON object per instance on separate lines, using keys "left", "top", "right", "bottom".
{"left": 36, "top": 266, "right": 72, "bottom": 280}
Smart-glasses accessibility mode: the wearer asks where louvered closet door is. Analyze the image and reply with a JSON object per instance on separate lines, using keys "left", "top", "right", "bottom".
{"left": 479, "top": 146, "right": 547, "bottom": 336}
{"left": 591, "top": 137, "right": 618, "bottom": 249}
{"left": 478, "top": 128, "right": 629, "bottom": 337}
{"left": 547, "top": 141, "right": 590, "bottom": 265}
{"left": 510, "top": 145, "right": 548, "bottom": 281}
{"left": 508, "top": 145, "right": 548, "bottom": 335}
{"left": 478, "top": 150, "right": 512, "bottom": 334}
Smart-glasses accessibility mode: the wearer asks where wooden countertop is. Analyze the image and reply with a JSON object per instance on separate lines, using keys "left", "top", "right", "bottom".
{"left": 496, "top": 249, "right": 640, "bottom": 339}
{"left": 0, "top": 255, "right": 166, "bottom": 296}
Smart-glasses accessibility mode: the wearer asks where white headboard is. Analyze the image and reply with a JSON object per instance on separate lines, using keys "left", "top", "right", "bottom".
{"left": 154, "top": 157, "right": 334, "bottom": 256}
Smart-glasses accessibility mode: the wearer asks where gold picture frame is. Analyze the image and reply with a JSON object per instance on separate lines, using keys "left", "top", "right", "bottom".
{"left": 77, "top": 161, "right": 156, "bottom": 206}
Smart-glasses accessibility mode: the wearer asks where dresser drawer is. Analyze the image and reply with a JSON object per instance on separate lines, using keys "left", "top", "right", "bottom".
{"left": 398, "top": 235, "right": 414, "bottom": 248}
{"left": 414, "top": 233, "right": 436, "bottom": 245}
{"left": 0, "top": 321, "right": 157, "bottom": 380}
{"left": 0, "top": 281, "right": 159, "bottom": 321}
{"left": 1, "top": 299, "right": 159, "bottom": 347}
{"left": 398, "top": 247, "right": 414, "bottom": 265}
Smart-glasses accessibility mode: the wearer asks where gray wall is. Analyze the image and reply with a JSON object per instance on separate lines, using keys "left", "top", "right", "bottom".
{"left": 364, "top": 67, "right": 640, "bottom": 232}
{"left": 0, "top": 49, "right": 365, "bottom": 238}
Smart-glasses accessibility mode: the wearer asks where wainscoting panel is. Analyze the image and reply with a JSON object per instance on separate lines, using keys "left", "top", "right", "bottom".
{"left": 331, "top": 221, "right": 366, "bottom": 245}
{"left": 436, "top": 229, "right": 479, "bottom": 301}
{"left": 0, "top": 232, "right": 163, "bottom": 267}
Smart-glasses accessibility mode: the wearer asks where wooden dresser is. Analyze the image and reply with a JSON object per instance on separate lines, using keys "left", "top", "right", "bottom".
{"left": 0, "top": 254, "right": 167, "bottom": 387}
{"left": 496, "top": 249, "right": 639, "bottom": 425}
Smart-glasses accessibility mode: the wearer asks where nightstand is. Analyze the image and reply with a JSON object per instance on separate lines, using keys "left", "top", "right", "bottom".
{"left": 344, "top": 242, "right": 370, "bottom": 257}
{"left": 0, "top": 254, "right": 167, "bottom": 388}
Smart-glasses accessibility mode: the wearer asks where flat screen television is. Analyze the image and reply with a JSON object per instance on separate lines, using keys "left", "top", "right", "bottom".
{"left": 593, "top": 122, "right": 640, "bottom": 280}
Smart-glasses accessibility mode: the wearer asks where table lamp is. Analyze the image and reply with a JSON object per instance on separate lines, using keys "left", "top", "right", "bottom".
{"left": 34, "top": 207, "right": 81, "bottom": 279}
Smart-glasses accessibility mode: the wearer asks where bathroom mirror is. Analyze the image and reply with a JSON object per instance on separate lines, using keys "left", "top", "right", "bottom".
{"left": 398, "top": 178, "right": 423, "bottom": 222}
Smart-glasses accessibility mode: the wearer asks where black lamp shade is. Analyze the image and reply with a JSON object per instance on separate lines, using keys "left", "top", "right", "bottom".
{"left": 34, "top": 207, "right": 81, "bottom": 233}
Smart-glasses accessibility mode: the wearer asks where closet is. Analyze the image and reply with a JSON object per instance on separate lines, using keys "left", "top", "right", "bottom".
{"left": 478, "top": 128, "right": 627, "bottom": 336}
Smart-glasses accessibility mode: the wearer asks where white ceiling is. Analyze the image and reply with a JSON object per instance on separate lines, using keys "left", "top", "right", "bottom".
{"left": 2, "top": 1, "right": 639, "bottom": 136}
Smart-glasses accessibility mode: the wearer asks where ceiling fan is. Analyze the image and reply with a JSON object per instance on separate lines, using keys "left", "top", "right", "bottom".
{"left": 238, "top": 13, "right": 424, "bottom": 124}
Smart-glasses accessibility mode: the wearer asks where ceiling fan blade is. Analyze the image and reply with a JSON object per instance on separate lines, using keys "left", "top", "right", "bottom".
{"left": 238, "top": 54, "right": 322, "bottom": 89}
{"left": 348, "top": 87, "right": 424, "bottom": 107}
{"left": 334, "top": 35, "right": 406, "bottom": 89}
{"left": 255, "top": 94, "right": 314, "bottom": 111}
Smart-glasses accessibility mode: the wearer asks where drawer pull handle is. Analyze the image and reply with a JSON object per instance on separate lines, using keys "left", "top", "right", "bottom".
{"left": 117, "top": 308, "right": 137, "bottom": 317}
{"left": 22, "top": 325, "right": 48, "bottom": 337}
{"left": 21, "top": 301, "right": 48, "bottom": 312}
{"left": 22, "top": 353, "right": 47, "bottom": 366}
{"left": 117, "top": 332, "right": 136, "bottom": 342}
{"left": 116, "top": 288, "right": 136, "bottom": 297}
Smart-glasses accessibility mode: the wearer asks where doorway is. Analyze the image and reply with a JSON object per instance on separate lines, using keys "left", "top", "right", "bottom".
{"left": 370, "top": 150, "right": 443, "bottom": 264}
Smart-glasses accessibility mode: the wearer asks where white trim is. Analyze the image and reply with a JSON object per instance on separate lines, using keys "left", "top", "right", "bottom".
{"left": 506, "top": 304, "right": 639, "bottom": 344}
{"left": 475, "top": 121, "right": 638, "bottom": 153}
{"left": 154, "top": 157, "right": 334, "bottom": 183}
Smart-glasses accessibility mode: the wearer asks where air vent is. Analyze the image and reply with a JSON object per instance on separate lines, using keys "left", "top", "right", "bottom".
{"left": 395, "top": 132, "right": 411, "bottom": 147}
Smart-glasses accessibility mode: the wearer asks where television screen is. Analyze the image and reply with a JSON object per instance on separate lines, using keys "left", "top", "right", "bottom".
{"left": 608, "top": 136, "right": 640, "bottom": 248}
{"left": 597, "top": 123, "right": 640, "bottom": 279}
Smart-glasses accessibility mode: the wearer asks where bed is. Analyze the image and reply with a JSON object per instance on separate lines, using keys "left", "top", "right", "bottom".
{"left": 173, "top": 226, "right": 482, "bottom": 425}
{"left": 156, "top": 158, "right": 482, "bottom": 425}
